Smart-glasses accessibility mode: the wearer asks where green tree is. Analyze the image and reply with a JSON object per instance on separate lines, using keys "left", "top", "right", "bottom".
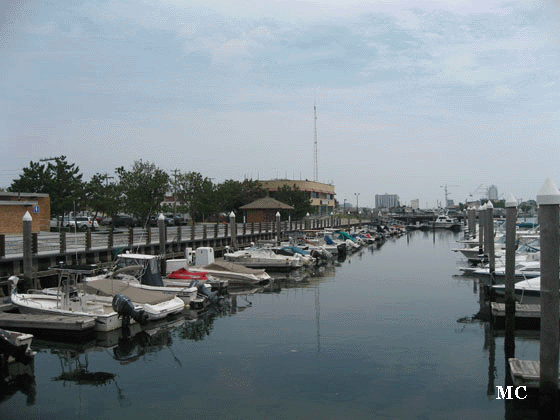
{"left": 214, "top": 179, "right": 266, "bottom": 214}
{"left": 271, "top": 184, "right": 313, "bottom": 219}
{"left": 8, "top": 156, "right": 84, "bottom": 218}
{"left": 174, "top": 171, "right": 216, "bottom": 222}
{"left": 116, "top": 160, "right": 169, "bottom": 223}
{"left": 84, "top": 173, "right": 121, "bottom": 221}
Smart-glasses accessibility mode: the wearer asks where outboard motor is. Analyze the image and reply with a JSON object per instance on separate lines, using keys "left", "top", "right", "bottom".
{"left": 112, "top": 294, "right": 149, "bottom": 326}
{"left": 189, "top": 280, "right": 219, "bottom": 304}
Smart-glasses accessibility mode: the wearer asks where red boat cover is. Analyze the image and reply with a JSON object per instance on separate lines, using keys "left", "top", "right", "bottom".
{"left": 168, "top": 268, "right": 208, "bottom": 281}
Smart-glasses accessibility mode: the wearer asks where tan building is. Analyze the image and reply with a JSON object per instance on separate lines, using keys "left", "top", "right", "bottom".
{"left": 239, "top": 197, "right": 294, "bottom": 223}
{"left": 0, "top": 192, "right": 51, "bottom": 234}
{"left": 259, "top": 179, "right": 336, "bottom": 217}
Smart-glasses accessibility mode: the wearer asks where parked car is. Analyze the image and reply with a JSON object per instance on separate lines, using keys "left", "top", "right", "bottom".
{"left": 101, "top": 214, "right": 137, "bottom": 228}
{"left": 65, "top": 216, "right": 99, "bottom": 230}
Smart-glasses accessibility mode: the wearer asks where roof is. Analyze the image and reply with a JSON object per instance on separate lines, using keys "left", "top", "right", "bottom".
{"left": 239, "top": 197, "right": 294, "bottom": 210}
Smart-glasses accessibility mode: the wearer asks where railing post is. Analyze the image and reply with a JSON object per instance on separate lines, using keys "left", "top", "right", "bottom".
{"left": 60, "top": 231, "right": 66, "bottom": 253}
{"left": 108, "top": 228, "right": 114, "bottom": 250}
{"left": 85, "top": 229, "right": 91, "bottom": 251}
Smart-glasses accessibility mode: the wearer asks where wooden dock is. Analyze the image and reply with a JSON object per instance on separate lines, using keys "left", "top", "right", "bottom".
{"left": 491, "top": 302, "right": 541, "bottom": 319}
{"left": 509, "top": 358, "right": 560, "bottom": 389}
{"left": 0, "top": 312, "right": 96, "bottom": 331}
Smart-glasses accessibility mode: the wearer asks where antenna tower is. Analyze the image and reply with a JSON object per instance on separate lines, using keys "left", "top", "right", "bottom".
{"left": 313, "top": 101, "right": 318, "bottom": 182}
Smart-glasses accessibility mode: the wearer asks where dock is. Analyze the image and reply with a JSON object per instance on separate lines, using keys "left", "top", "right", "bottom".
{"left": 509, "top": 358, "right": 560, "bottom": 389}
{"left": 491, "top": 302, "right": 545, "bottom": 328}
{"left": 0, "top": 312, "right": 96, "bottom": 331}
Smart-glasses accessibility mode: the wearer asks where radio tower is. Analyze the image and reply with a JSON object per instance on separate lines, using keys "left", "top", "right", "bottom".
{"left": 313, "top": 101, "right": 318, "bottom": 182}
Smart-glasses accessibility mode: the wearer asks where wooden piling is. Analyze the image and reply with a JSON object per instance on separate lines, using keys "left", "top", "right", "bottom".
{"left": 22, "top": 211, "right": 34, "bottom": 289}
{"left": 504, "top": 193, "right": 517, "bottom": 360}
{"left": 537, "top": 178, "right": 560, "bottom": 415}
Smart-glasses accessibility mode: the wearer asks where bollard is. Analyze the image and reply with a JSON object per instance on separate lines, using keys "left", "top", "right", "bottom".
{"left": 22, "top": 211, "right": 34, "bottom": 289}
{"left": 537, "top": 179, "right": 560, "bottom": 415}
{"left": 229, "top": 211, "right": 237, "bottom": 250}
{"left": 504, "top": 193, "right": 517, "bottom": 360}
{"left": 276, "top": 211, "right": 281, "bottom": 245}
{"left": 486, "top": 201, "right": 495, "bottom": 278}
{"left": 158, "top": 213, "right": 167, "bottom": 275}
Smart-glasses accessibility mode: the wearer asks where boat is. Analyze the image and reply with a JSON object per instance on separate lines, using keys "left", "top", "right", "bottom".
{"left": 0, "top": 329, "right": 35, "bottom": 363}
{"left": 11, "top": 267, "right": 185, "bottom": 332}
{"left": 432, "top": 212, "right": 462, "bottom": 230}
{"left": 492, "top": 276, "right": 542, "bottom": 301}
{"left": 223, "top": 246, "right": 305, "bottom": 271}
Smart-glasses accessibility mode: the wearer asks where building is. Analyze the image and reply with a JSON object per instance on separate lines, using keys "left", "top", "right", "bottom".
{"left": 375, "top": 194, "right": 400, "bottom": 209}
{"left": 410, "top": 199, "right": 419, "bottom": 210}
{"left": 239, "top": 197, "right": 294, "bottom": 223}
{"left": 259, "top": 180, "right": 335, "bottom": 216}
{"left": 0, "top": 192, "right": 51, "bottom": 234}
{"left": 488, "top": 185, "right": 498, "bottom": 201}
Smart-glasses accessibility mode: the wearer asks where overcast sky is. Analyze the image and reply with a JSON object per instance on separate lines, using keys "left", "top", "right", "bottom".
{"left": 1, "top": 0, "right": 559, "bottom": 208}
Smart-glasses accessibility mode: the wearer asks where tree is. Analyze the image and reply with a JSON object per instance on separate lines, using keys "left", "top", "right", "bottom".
{"left": 174, "top": 171, "right": 216, "bottom": 222}
{"left": 116, "top": 160, "right": 169, "bottom": 223}
{"left": 214, "top": 179, "right": 266, "bottom": 214}
{"left": 271, "top": 184, "right": 313, "bottom": 219}
{"left": 8, "top": 156, "right": 84, "bottom": 217}
{"left": 84, "top": 173, "right": 121, "bottom": 220}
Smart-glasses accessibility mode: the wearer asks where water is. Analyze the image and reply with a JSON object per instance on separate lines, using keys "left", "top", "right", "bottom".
{"left": 1, "top": 230, "right": 542, "bottom": 419}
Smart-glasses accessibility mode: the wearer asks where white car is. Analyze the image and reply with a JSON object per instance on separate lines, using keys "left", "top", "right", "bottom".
{"left": 65, "top": 216, "right": 99, "bottom": 230}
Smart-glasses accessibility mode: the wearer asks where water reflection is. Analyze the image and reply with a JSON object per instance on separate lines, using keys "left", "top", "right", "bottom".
{"left": 0, "top": 354, "right": 36, "bottom": 406}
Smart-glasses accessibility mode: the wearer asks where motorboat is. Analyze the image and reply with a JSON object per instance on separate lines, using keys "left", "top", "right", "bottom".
{"left": 432, "top": 213, "right": 462, "bottom": 230}
{"left": 492, "top": 276, "right": 542, "bottom": 301}
{"left": 223, "top": 246, "right": 305, "bottom": 271}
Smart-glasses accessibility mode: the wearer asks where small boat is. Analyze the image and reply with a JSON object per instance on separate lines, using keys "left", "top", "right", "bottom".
{"left": 492, "top": 276, "right": 542, "bottom": 301}
{"left": 223, "top": 247, "right": 305, "bottom": 271}
{"left": 0, "top": 328, "right": 35, "bottom": 363}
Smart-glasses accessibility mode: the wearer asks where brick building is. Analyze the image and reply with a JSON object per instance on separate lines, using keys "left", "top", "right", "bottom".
{"left": 239, "top": 197, "right": 294, "bottom": 223}
{"left": 0, "top": 192, "right": 51, "bottom": 234}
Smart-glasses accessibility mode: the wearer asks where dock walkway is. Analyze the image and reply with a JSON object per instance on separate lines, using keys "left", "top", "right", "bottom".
{"left": 0, "top": 312, "right": 95, "bottom": 331}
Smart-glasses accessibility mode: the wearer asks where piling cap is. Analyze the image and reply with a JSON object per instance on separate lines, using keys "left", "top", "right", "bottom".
{"left": 23, "top": 211, "right": 32, "bottom": 221}
{"left": 505, "top": 193, "right": 517, "bottom": 208}
{"left": 306, "top": 212, "right": 310, "bottom": 217}
{"left": 229, "top": 211, "right": 235, "bottom": 218}
{"left": 158, "top": 213, "right": 165, "bottom": 220}
{"left": 276, "top": 211, "right": 281, "bottom": 217}
{"left": 537, "top": 178, "right": 560, "bottom": 205}
{"left": 486, "top": 201, "right": 494, "bottom": 209}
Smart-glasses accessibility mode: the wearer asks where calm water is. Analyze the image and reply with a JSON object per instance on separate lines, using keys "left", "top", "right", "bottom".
{"left": 2, "top": 230, "right": 542, "bottom": 419}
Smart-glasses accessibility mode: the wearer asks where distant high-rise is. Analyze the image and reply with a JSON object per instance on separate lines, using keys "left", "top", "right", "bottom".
{"left": 375, "top": 194, "right": 400, "bottom": 209}
{"left": 411, "top": 199, "right": 419, "bottom": 210}
{"left": 488, "top": 185, "right": 498, "bottom": 200}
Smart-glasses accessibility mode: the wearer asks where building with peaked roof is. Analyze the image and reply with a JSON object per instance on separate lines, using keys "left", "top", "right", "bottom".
{"left": 239, "top": 197, "right": 294, "bottom": 223}
{"left": 258, "top": 179, "right": 335, "bottom": 216}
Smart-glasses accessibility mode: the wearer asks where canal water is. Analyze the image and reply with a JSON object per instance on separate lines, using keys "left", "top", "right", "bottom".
{"left": 2, "top": 230, "right": 542, "bottom": 419}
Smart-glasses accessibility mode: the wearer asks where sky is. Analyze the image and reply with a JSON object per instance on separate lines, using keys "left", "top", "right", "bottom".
{"left": 1, "top": 0, "right": 560, "bottom": 208}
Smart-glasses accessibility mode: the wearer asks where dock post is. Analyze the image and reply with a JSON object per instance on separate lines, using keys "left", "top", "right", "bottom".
{"left": 276, "top": 211, "right": 281, "bottom": 246}
{"left": 22, "top": 211, "right": 34, "bottom": 289}
{"left": 486, "top": 201, "right": 495, "bottom": 279}
{"left": 479, "top": 204, "right": 486, "bottom": 259}
{"left": 306, "top": 212, "right": 310, "bottom": 231}
{"left": 230, "top": 211, "right": 237, "bottom": 250}
{"left": 470, "top": 207, "right": 477, "bottom": 238}
{"left": 158, "top": 213, "right": 167, "bottom": 275}
{"left": 504, "top": 193, "right": 517, "bottom": 360}
{"left": 537, "top": 178, "right": 560, "bottom": 415}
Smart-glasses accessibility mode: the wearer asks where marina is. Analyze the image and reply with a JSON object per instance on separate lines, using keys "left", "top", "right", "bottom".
{"left": 0, "top": 227, "right": 549, "bottom": 419}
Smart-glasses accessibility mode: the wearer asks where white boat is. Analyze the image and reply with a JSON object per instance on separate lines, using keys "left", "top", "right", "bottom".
{"left": 223, "top": 247, "right": 305, "bottom": 271}
{"left": 91, "top": 253, "right": 199, "bottom": 304}
{"left": 0, "top": 328, "right": 35, "bottom": 362}
{"left": 492, "top": 276, "right": 542, "bottom": 301}
{"left": 432, "top": 213, "right": 462, "bottom": 229}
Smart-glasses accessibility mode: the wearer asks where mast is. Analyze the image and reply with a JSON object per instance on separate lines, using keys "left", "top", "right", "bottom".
{"left": 314, "top": 101, "right": 318, "bottom": 182}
